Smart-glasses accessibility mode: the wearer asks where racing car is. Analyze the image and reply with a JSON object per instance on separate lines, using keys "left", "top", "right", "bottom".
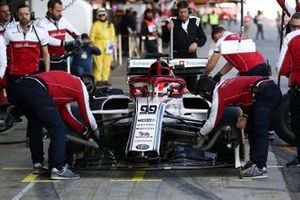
{"left": 65, "top": 55, "right": 244, "bottom": 170}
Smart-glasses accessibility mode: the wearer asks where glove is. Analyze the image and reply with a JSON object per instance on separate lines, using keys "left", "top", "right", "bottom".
{"left": 195, "top": 131, "right": 207, "bottom": 148}
{"left": 92, "top": 128, "right": 100, "bottom": 140}
{"left": 212, "top": 72, "right": 222, "bottom": 82}
{"left": 64, "top": 40, "right": 81, "bottom": 51}
{"left": 82, "top": 127, "right": 91, "bottom": 140}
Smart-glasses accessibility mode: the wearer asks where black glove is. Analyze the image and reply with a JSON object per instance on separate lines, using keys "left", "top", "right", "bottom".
{"left": 91, "top": 128, "right": 100, "bottom": 140}
{"left": 82, "top": 127, "right": 91, "bottom": 140}
{"left": 64, "top": 40, "right": 81, "bottom": 51}
{"left": 212, "top": 72, "right": 222, "bottom": 82}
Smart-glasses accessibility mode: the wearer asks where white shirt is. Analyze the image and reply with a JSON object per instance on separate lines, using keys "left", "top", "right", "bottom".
{"left": 0, "top": 35, "right": 7, "bottom": 78}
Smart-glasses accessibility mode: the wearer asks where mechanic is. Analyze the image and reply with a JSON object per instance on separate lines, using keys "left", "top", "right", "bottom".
{"left": 3, "top": 4, "right": 50, "bottom": 94}
{"left": 164, "top": 0, "right": 206, "bottom": 92}
{"left": 140, "top": 8, "right": 159, "bottom": 54}
{"left": 0, "top": 35, "right": 6, "bottom": 78}
{"left": 276, "top": 12, "right": 300, "bottom": 167}
{"left": 11, "top": 71, "right": 99, "bottom": 179}
{"left": 206, "top": 26, "right": 271, "bottom": 82}
{"left": 36, "top": 0, "right": 81, "bottom": 71}
{"left": 195, "top": 75, "right": 281, "bottom": 179}
{"left": 0, "top": 3, "right": 16, "bottom": 104}
{"left": 0, "top": 3, "right": 16, "bottom": 35}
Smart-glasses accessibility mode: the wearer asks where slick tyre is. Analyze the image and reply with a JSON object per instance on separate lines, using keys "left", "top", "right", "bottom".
{"left": 272, "top": 94, "right": 296, "bottom": 146}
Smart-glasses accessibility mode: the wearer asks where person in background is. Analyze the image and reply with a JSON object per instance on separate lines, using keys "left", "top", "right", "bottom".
{"left": 209, "top": 11, "right": 219, "bottom": 32}
{"left": 201, "top": 13, "right": 208, "bottom": 29}
{"left": 140, "top": 8, "right": 159, "bottom": 54}
{"left": 37, "top": 0, "right": 81, "bottom": 71}
{"left": 276, "top": 12, "right": 300, "bottom": 167}
{"left": 71, "top": 33, "right": 101, "bottom": 77}
{"left": 244, "top": 12, "right": 252, "bottom": 38}
{"left": 0, "top": 3, "right": 16, "bottom": 35}
{"left": 254, "top": 10, "right": 265, "bottom": 40}
{"left": 276, "top": 11, "right": 282, "bottom": 40}
{"left": 118, "top": 8, "right": 136, "bottom": 56}
{"left": 164, "top": 0, "right": 207, "bottom": 92}
{"left": 90, "top": 8, "right": 116, "bottom": 87}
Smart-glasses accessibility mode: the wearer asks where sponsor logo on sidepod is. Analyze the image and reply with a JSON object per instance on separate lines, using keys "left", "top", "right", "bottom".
{"left": 136, "top": 144, "right": 150, "bottom": 150}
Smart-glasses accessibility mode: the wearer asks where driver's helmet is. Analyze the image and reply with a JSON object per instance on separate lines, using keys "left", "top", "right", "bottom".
{"left": 195, "top": 75, "right": 217, "bottom": 101}
{"left": 80, "top": 74, "right": 95, "bottom": 94}
{"left": 148, "top": 60, "right": 171, "bottom": 76}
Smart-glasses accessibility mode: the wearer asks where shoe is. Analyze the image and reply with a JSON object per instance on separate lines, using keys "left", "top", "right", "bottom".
{"left": 14, "top": 116, "right": 23, "bottom": 123}
{"left": 102, "top": 81, "right": 112, "bottom": 86}
{"left": 50, "top": 165, "right": 80, "bottom": 180}
{"left": 241, "top": 160, "right": 254, "bottom": 170}
{"left": 240, "top": 164, "right": 268, "bottom": 179}
{"left": 286, "top": 157, "right": 300, "bottom": 167}
{"left": 32, "top": 163, "right": 49, "bottom": 174}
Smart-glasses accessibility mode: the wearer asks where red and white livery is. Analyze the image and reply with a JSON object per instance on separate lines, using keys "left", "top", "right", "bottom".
{"left": 33, "top": 71, "right": 97, "bottom": 133}
{"left": 36, "top": 17, "right": 80, "bottom": 57}
{"left": 214, "top": 31, "right": 266, "bottom": 73}
{"left": 3, "top": 24, "right": 49, "bottom": 75}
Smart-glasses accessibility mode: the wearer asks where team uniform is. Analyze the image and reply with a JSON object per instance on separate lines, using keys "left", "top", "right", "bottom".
{"left": 0, "top": 35, "right": 6, "bottom": 78}
{"left": 36, "top": 16, "right": 80, "bottom": 71}
{"left": 277, "top": 0, "right": 300, "bottom": 16}
{"left": 164, "top": 16, "right": 206, "bottom": 92}
{"left": 33, "top": 71, "right": 97, "bottom": 133}
{"left": 140, "top": 19, "right": 159, "bottom": 53}
{"left": 200, "top": 76, "right": 281, "bottom": 169}
{"left": 0, "top": 18, "right": 16, "bottom": 35}
{"left": 11, "top": 71, "right": 97, "bottom": 170}
{"left": 3, "top": 24, "right": 49, "bottom": 77}
{"left": 214, "top": 31, "right": 270, "bottom": 76}
{"left": 165, "top": 16, "right": 206, "bottom": 58}
{"left": 277, "top": 29, "right": 300, "bottom": 160}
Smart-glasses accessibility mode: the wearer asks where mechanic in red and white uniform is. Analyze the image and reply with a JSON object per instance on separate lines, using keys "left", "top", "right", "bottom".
{"left": 0, "top": 35, "right": 6, "bottom": 78}
{"left": 0, "top": 3, "right": 17, "bottom": 35}
{"left": 3, "top": 4, "right": 50, "bottom": 97}
{"left": 36, "top": 0, "right": 81, "bottom": 71}
{"left": 0, "top": 3, "right": 16, "bottom": 103}
{"left": 11, "top": 71, "right": 98, "bottom": 179}
{"left": 205, "top": 26, "right": 270, "bottom": 82}
{"left": 277, "top": 0, "right": 300, "bottom": 17}
{"left": 195, "top": 75, "right": 281, "bottom": 179}
{"left": 276, "top": 12, "right": 300, "bottom": 167}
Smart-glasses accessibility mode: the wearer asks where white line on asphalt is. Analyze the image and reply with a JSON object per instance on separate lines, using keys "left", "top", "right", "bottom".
{"left": 12, "top": 182, "right": 35, "bottom": 200}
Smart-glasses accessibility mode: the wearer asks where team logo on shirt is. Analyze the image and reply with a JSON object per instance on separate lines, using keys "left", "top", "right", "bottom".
{"left": 13, "top": 42, "right": 38, "bottom": 48}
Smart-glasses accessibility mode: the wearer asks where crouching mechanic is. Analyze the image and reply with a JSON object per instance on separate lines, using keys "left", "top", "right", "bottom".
{"left": 195, "top": 75, "right": 281, "bottom": 179}
{"left": 10, "top": 71, "right": 99, "bottom": 180}
{"left": 205, "top": 26, "right": 271, "bottom": 82}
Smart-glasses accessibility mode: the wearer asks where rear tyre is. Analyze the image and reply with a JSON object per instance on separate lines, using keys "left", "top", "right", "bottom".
{"left": 272, "top": 93, "right": 296, "bottom": 146}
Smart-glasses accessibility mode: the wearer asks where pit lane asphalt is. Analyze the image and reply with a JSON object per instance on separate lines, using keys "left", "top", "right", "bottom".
{"left": 0, "top": 21, "right": 299, "bottom": 200}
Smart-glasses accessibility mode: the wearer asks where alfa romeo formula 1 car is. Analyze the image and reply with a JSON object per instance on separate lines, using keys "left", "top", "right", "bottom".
{"left": 65, "top": 55, "right": 244, "bottom": 170}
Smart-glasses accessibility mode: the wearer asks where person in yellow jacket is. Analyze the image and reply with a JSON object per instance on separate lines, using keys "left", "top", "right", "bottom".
{"left": 90, "top": 8, "right": 116, "bottom": 86}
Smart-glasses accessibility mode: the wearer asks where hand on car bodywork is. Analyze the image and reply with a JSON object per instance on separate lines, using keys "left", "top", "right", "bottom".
{"left": 236, "top": 115, "right": 247, "bottom": 129}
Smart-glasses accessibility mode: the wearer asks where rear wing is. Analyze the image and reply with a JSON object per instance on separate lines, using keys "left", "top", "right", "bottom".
{"left": 127, "top": 58, "right": 208, "bottom": 76}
